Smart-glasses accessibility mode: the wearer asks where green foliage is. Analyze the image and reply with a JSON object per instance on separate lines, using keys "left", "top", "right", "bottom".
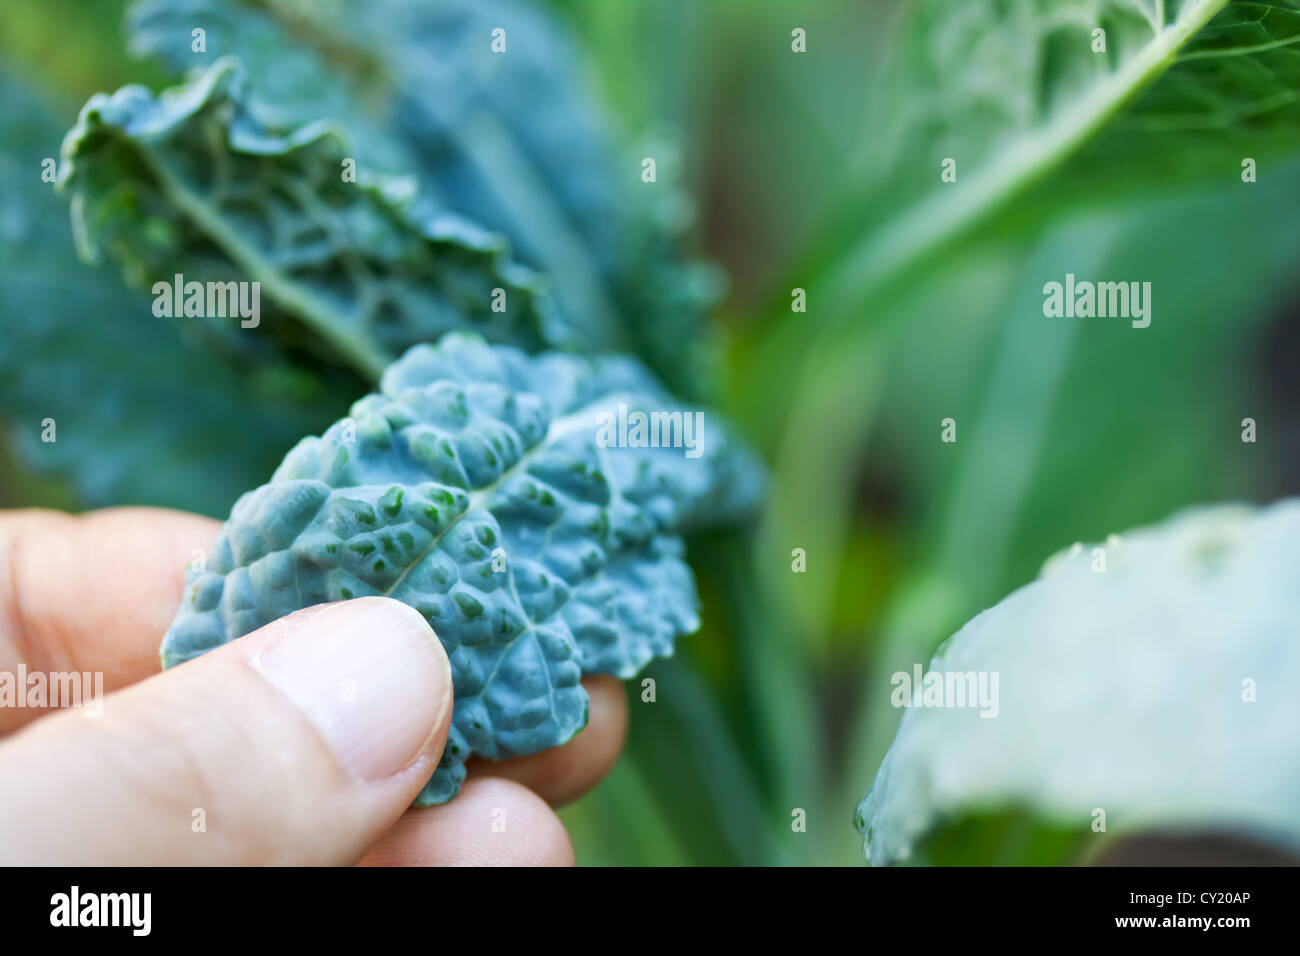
{"left": 781, "top": 0, "right": 1300, "bottom": 864}
{"left": 4, "top": 0, "right": 1300, "bottom": 865}
{"left": 858, "top": 501, "right": 1300, "bottom": 865}
{"left": 788, "top": 0, "right": 1300, "bottom": 328}
{"left": 59, "top": 59, "right": 565, "bottom": 381}
{"left": 161, "top": 333, "right": 762, "bottom": 803}
{"left": 0, "top": 64, "right": 337, "bottom": 515}
{"left": 127, "top": 0, "right": 722, "bottom": 395}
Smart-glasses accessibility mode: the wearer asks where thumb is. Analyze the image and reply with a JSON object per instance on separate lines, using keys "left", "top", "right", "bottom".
{"left": 0, "top": 597, "right": 452, "bottom": 865}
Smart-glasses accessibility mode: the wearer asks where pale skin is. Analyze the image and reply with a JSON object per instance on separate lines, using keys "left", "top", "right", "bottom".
{"left": 0, "top": 508, "right": 628, "bottom": 865}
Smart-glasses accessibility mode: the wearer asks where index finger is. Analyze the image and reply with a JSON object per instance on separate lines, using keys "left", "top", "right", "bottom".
{"left": 0, "top": 507, "right": 219, "bottom": 733}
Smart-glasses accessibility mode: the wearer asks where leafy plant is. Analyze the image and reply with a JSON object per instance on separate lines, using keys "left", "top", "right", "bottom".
{"left": 43, "top": 6, "right": 763, "bottom": 803}
{"left": 126, "top": 0, "right": 722, "bottom": 397}
{"left": 0, "top": 62, "right": 334, "bottom": 514}
{"left": 1, "top": 0, "right": 761, "bottom": 854}
{"left": 4, "top": 0, "right": 1300, "bottom": 865}
{"left": 162, "top": 333, "right": 761, "bottom": 803}
{"left": 728, "top": 0, "right": 1300, "bottom": 864}
{"left": 60, "top": 58, "right": 567, "bottom": 380}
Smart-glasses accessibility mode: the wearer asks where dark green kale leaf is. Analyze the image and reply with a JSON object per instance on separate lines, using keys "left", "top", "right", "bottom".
{"left": 128, "top": 0, "right": 723, "bottom": 395}
{"left": 60, "top": 58, "right": 568, "bottom": 382}
{"left": 0, "top": 63, "right": 340, "bottom": 515}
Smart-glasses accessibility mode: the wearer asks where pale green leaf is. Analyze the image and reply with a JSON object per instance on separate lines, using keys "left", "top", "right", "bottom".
{"left": 857, "top": 500, "right": 1300, "bottom": 864}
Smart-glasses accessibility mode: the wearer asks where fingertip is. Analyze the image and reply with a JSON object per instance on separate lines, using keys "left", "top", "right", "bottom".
{"left": 246, "top": 597, "right": 453, "bottom": 784}
{"left": 0, "top": 595, "right": 460, "bottom": 864}
{"left": 583, "top": 674, "right": 630, "bottom": 746}
{"left": 359, "top": 777, "right": 574, "bottom": 867}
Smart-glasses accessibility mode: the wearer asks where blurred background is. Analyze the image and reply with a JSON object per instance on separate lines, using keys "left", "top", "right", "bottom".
{"left": 3, "top": 0, "right": 1299, "bottom": 865}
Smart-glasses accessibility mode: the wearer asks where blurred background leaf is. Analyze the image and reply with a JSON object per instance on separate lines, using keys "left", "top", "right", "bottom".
{"left": 128, "top": 0, "right": 723, "bottom": 396}
{"left": 0, "top": 61, "right": 342, "bottom": 515}
{"left": 860, "top": 500, "right": 1300, "bottom": 865}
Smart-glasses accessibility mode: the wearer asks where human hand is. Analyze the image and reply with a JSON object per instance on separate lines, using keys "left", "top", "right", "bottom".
{"left": 0, "top": 507, "right": 627, "bottom": 865}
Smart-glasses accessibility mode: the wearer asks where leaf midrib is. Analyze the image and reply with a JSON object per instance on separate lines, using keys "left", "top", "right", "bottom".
{"left": 258, "top": 0, "right": 632, "bottom": 353}
{"left": 378, "top": 387, "right": 652, "bottom": 601}
{"left": 816, "top": 0, "right": 1230, "bottom": 322}
{"left": 134, "top": 141, "right": 395, "bottom": 381}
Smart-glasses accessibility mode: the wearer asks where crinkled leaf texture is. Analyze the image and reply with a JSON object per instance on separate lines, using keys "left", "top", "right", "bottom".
{"left": 857, "top": 500, "right": 1300, "bottom": 864}
{"left": 0, "top": 62, "right": 339, "bottom": 514}
{"left": 126, "top": 0, "right": 723, "bottom": 396}
{"left": 59, "top": 58, "right": 566, "bottom": 381}
{"left": 162, "top": 333, "right": 763, "bottom": 803}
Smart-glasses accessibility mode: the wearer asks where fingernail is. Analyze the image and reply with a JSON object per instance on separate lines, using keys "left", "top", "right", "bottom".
{"left": 250, "top": 597, "right": 450, "bottom": 781}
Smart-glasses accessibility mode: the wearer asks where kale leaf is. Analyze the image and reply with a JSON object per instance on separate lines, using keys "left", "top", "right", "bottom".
{"left": 162, "top": 333, "right": 762, "bottom": 803}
